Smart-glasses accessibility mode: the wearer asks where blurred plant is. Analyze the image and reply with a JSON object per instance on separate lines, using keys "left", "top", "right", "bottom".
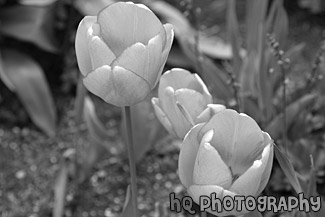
{"left": 298, "top": 0, "right": 325, "bottom": 14}
{"left": 0, "top": 1, "right": 59, "bottom": 135}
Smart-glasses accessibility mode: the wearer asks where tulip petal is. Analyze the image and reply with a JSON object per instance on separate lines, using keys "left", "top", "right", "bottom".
{"left": 178, "top": 124, "right": 204, "bottom": 188}
{"left": 113, "top": 34, "right": 163, "bottom": 87}
{"left": 257, "top": 138, "right": 274, "bottom": 194}
{"left": 152, "top": 23, "right": 175, "bottom": 88}
{"left": 98, "top": 2, "right": 165, "bottom": 56}
{"left": 199, "top": 109, "right": 265, "bottom": 176}
{"left": 229, "top": 113, "right": 266, "bottom": 175}
{"left": 193, "top": 141, "right": 232, "bottom": 189}
{"left": 75, "top": 16, "right": 97, "bottom": 76}
{"left": 83, "top": 65, "right": 150, "bottom": 106}
{"left": 199, "top": 109, "right": 237, "bottom": 166}
{"left": 196, "top": 104, "right": 226, "bottom": 123}
{"left": 160, "top": 86, "right": 192, "bottom": 138}
{"left": 158, "top": 69, "right": 212, "bottom": 103}
{"left": 145, "top": 34, "right": 164, "bottom": 87}
{"left": 188, "top": 185, "right": 246, "bottom": 216}
{"left": 162, "top": 23, "right": 174, "bottom": 54}
{"left": 112, "top": 42, "right": 146, "bottom": 77}
{"left": 88, "top": 36, "right": 116, "bottom": 70}
{"left": 229, "top": 143, "right": 273, "bottom": 196}
{"left": 151, "top": 97, "right": 175, "bottom": 136}
{"left": 175, "top": 89, "right": 209, "bottom": 122}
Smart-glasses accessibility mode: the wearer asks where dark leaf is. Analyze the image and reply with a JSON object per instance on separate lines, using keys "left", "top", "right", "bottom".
{"left": 274, "top": 144, "right": 303, "bottom": 194}
{"left": 19, "top": 0, "right": 58, "bottom": 6}
{"left": 265, "top": 94, "right": 317, "bottom": 140}
{"left": 226, "top": 0, "right": 242, "bottom": 76}
{"left": 149, "top": 0, "right": 234, "bottom": 60}
{"left": 74, "top": 0, "right": 115, "bottom": 16}
{"left": 83, "top": 96, "right": 112, "bottom": 147}
{"left": 0, "top": 4, "right": 59, "bottom": 53}
{"left": 1, "top": 49, "right": 56, "bottom": 136}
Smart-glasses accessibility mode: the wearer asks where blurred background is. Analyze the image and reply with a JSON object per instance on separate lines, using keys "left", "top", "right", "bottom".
{"left": 0, "top": 0, "right": 325, "bottom": 217}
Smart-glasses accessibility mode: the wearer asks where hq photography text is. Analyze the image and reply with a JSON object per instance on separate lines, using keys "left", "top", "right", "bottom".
{"left": 169, "top": 193, "right": 321, "bottom": 214}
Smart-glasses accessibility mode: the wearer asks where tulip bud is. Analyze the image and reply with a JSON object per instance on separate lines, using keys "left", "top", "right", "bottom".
{"left": 178, "top": 109, "right": 274, "bottom": 216}
{"left": 151, "top": 68, "right": 224, "bottom": 138}
{"left": 75, "top": 2, "right": 174, "bottom": 107}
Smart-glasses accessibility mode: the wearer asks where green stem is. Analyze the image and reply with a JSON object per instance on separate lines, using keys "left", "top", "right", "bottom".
{"left": 124, "top": 106, "right": 138, "bottom": 217}
{"left": 280, "top": 63, "right": 287, "bottom": 155}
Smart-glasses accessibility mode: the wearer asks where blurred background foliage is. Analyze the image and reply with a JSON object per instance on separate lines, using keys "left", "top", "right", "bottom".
{"left": 0, "top": 0, "right": 325, "bottom": 217}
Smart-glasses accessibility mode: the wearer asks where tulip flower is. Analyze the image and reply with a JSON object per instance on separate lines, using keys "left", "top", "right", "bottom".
{"left": 152, "top": 68, "right": 224, "bottom": 138}
{"left": 75, "top": 2, "right": 174, "bottom": 106}
{"left": 178, "top": 109, "right": 274, "bottom": 216}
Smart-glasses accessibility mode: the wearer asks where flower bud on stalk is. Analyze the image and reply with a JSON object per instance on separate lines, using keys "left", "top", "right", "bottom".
{"left": 75, "top": 2, "right": 174, "bottom": 106}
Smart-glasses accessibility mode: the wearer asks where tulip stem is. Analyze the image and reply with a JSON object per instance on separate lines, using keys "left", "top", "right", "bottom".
{"left": 124, "top": 106, "right": 138, "bottom": 217}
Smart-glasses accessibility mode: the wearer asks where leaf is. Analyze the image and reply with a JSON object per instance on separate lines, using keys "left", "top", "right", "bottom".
{"left": 0, "top": 4, "right": 59, "bottom": 53}
{"left": 119, "top": 185, "right": 134, "bottom": 217}
{"left": 266, "top": 0, "right": 289, "bottom": 46}
{"left": 246, "top": 0, "right": 269, "bottom": 52}
{"left": 121, "top": 91, "right": 165, "bottom": 163}
{"left": 53, "top": 161, "right": 68, "bottom": 217}
{"left": 149, "top": 0, "right": 236, "bottom": 60}
{"left": 178, "top": 37, "right": 233, "bottom": 100}
{"left": 256, "top": 24, "right": 273, "bottom": 122}
{"left": 226, "top": 0, "right": 242, "bottom": 76}
{"left": 265, "top": 94, "right": 317, "bottom": 140}
{"left": 83, "top": 96, "right": 112, "bottom": 146}
{"left": 19, "top": 0, "right": 58, "bottom": 6}
{"left": 306, "top": 156, "right": 317, "bottom": 197}
{"left": 1, "top": 49, "right": 56, "bottom": 136}
{"left": 274, "top": 144, "right": 303, "bottom": 194}
{"left": 74, "top": 0, "right": 116, "bottom": 16}
{"left": 0, "top": 49, "right": 15, "bottom": 91}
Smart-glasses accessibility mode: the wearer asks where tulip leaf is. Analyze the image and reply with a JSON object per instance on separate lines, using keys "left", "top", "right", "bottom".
{"left": 83, "top": 96, "right": 113, "bottom": 148}
{"left": 1, "top": 49, "right": 57, "bottom": 136}
{"left": 246, "top": 0, "right": 268, "bottom": 52}
{"left": 19, "top": 0, "right": 58, "bottom": 6}
{"left": 178, "top": 38, "right": 233, "bottom": 100}
{"left": 74, "top": 0, "right": 116, "bottom": 16}
{"left": 121, "top": 92, "right": 164, "bottom": 163}
{"left": 53, "top": 160, "right": 68, "bottom": 217}
{"left": 274, "top": 144, "right": 303, "bottom": 194}
{"left": 306, "top": 156, "right": 317, "bottom": 197}
{"left": 226, "top": 0, "right": 242, "bottom": 76}
{"left": 119, "top": 185, "right": 134, "bottom": 217}
{"left": 265, "top": 0, "right": 288, "bottom": 46}
{"left": 0, "top": 4, "right": 59, "bottom": 53}
{"left": 149, "top": 0, "right": 236, "bottom": 60}
{"left": 265, "top": 94, "right": 316, "bottom": 140}
{"left": 0, "top": 49, "right": 15, "bottom": 91}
